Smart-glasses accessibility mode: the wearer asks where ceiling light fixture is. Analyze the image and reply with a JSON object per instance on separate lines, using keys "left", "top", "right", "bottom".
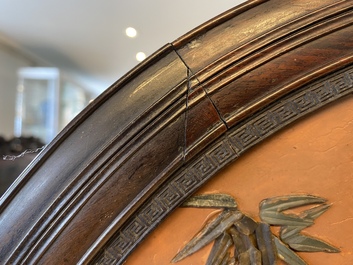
{"left": 125, "top": 27, "right": 137, "bottom": 38}
{"left": 136, "top": 52, "right": 146, "bottom": 62}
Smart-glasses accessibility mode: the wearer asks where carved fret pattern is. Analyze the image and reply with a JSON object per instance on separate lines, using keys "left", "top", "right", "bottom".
{"left": 207, "top": 139, "right": 236, "bottom": 166}
{"left": 100, "top": 250, "right": 117, "bottom": 263}
{"left": 158, "top": 184, "right": 184, "bottom": 209}
{"left": 173, "top": 171, "right": 200, "bottom": 194}
{"left": 125, "top": 217, "right": 146, "bottom": 239}
{"left": 139, "top": 200, "right": 164, "bottom": 225}
{"left": 96, "top": 66, "right": 353, "bottom": 264}
{"left": 192, "top": 155, "right": 217, "bottom": 177}
{"left": 229, "top": 68, "right": 353, "bottom": 154}
{"left": 97, "top": 140, "right": 238, "bottom": 265}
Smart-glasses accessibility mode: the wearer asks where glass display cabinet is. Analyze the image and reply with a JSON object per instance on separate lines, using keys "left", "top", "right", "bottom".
{"left": 15, "top": 67, "right": 92, "bottom": 143}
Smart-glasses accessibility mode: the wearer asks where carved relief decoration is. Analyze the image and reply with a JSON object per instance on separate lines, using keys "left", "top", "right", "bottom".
{"left": 95, "top": 65, "right": 353, "bottom": 264}
{"left": 172, "top": 194, "right": 339, "bottom": 265}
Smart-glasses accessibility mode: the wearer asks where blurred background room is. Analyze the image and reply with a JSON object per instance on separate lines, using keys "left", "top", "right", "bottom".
{"left": 0, "top": 0, "right": 245, "bottom": 195}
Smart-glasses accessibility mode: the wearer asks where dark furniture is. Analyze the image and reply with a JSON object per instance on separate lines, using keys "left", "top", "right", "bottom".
{"left": 0, "top": 0, "right": 352, "bottom": 264}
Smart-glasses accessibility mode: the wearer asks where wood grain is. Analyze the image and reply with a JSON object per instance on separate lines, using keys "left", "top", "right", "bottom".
{"left": 0, "top": 0, "right": 352, "bottom": 264}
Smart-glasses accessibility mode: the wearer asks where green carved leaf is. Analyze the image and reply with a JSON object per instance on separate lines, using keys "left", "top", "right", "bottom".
{"left": 260, "top": 211, "right": 313, "bottom": 227}
{"left": 182, "top": 194, "right": 238, "bottom": 209}
{"left": 274, "top": 236, "right": 307, "bottom": 265}
{"left": 206, "top": 232, "right": 232, "bottom": 265}
{"left": 173, "top": 194, "right": 340, "bottom": 265}
{"left": 171, "top": 210, "right": 242, "bottom": 263}
{"left": 259, "top": 195, "right": 327, "bottom": 227}
{"left": 282, "top": 233, "right": 340, "bottom": 253}
{"left": 255, "top": 223, "right": 277, "bottom": 265}
{"left": 259, "top": 195, "right": 326, "bottom": 212}
{"left": 301, "top": 203, "right": 331, "bottom": 220}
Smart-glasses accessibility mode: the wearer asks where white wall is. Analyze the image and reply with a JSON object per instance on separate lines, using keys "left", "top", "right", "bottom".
{"left": 0, "top": 36, "right": 96, "bottom": 142}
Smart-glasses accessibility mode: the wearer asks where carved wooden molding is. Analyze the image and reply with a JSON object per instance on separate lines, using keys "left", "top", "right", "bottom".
{"left": 96, "top": 65, "right": 353, "bottom": 264}
{"left": 0, "top": 0, "right": 352, "bottom": 264}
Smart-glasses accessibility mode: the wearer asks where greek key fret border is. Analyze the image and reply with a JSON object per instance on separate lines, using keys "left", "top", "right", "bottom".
{"left": 96, "top": 65, "right": 353, "bottom": 264}
{"left": 229, "top": 68, "right": 353, "bottom": 154}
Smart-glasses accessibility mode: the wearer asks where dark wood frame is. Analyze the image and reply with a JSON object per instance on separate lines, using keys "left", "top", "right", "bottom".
{"left": 1, "top": 0, "right": 353, "bottom": 264}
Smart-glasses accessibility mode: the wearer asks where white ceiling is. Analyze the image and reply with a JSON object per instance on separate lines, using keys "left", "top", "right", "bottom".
{"left": 0, "top": 0, "right": 246, "bottom": 94}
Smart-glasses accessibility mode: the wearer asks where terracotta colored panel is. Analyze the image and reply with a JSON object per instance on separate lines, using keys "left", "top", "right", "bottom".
{"left": 126, "top": 95, "right": 353, "bottom": 264}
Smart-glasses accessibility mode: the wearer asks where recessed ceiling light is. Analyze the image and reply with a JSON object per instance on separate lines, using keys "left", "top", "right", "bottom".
{"left": 125, "top": 27, "right": 137, "bottom": 38}
{"left": 136, "top": 52, "right": 146, "bottom": 62}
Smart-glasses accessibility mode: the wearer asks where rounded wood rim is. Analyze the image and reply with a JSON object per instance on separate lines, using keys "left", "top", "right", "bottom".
{"left": 1, "top": 0, "right": 353, "bottom": 264}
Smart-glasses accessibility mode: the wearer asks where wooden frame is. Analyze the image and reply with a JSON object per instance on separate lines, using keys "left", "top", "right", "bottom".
{"left": 1, "top": 0, "right": 353, "bottom": 264}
